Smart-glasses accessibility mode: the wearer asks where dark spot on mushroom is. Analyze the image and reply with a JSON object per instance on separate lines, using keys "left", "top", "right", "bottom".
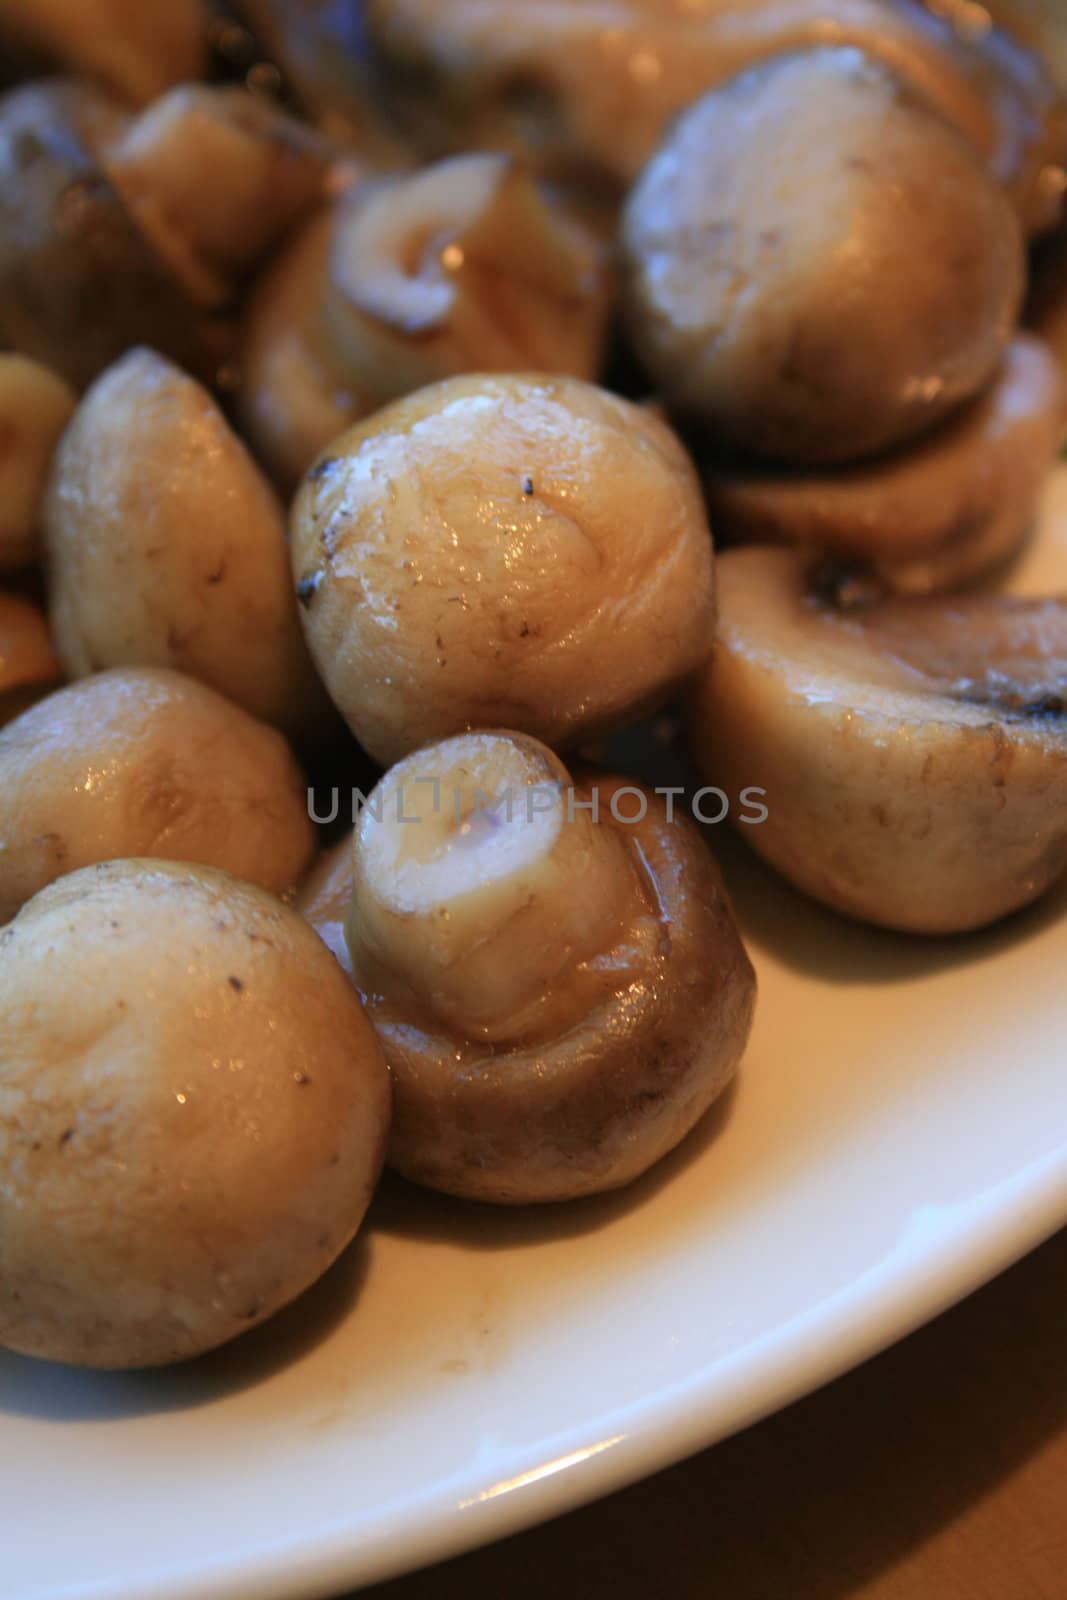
{"left": 522, "top": 475, "right": 535, "bottom": 496}
{"left": 206, "top": 560, "right": 228, "bottom": 586}
{"left": 228, "top": 975, "right": 244, "bottom": 992}
{"left": 294, "top": 1071, "right": 312, "bottom": 1086}
{"left": 296, "top": 571, "right": 323, "bottom": 607}
{"left": 58, "top": 1128, "right": 74, "bottom": 1148}
{"left": 519, "top": 622, "right": 531, "bottom": 638}
{"left": 241, "top": 1304, "right": 262, "bottom": 1321}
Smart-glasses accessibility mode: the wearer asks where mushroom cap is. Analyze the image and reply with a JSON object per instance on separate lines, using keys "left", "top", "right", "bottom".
{"left": 690, "top": 546, "right": 1067, "bottom": 933}
{"left": 356, "top": 774, "right": 755, "bottom": 1204}
{"left": 44, "top": 347, "right": 332, "bottom": 739}
{"left": 704, "top": 334, "right": 1065, "bottom": 594}
{"left": 0, "top": 860, "right": 391, "bottom": 1369}
{"left": 622, "top": 45, "right": 1026, "bottom": 464}
{"left": 0, "top": 667, "right": 316, "bottom": 923}
{"left": 290, "top": 372, "right": 716, "bottom": 766}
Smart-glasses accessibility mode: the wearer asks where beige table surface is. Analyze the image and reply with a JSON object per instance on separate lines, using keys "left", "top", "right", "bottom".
{"left": 354, "top": 1224, "right": 1067, "bottom": 1600}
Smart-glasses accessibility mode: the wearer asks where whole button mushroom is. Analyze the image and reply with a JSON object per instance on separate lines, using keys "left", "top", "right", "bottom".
{"left": 343, "top": 731, "right": 756, "bottom": 1203}
{"left": 704, "top": 334, "right": 1066, "bottom": 595}
{"left": 0, "top": 861, "right": 391, "bottom": 1370}
{"left": 690, "top": 547, "right": 1067, "bottom": 934}
{"left": 622, "top": 46, "right": 1026, "bottom": 465}
{"left": 290, "top": 373, "right": 717, "bottom": 766}
{"left": 0, "top": 668, "right": 317, "bottom": 924}
{"left": 240, "top": 154, "right": 610, "bottom": 494}
{"left": 44, "top": 347, "right": 334, "bottom": 741}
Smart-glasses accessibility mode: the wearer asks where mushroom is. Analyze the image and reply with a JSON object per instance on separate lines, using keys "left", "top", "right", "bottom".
{"left": 297, "top": 831, "right": 357, "bottom": 978}
{"left": 365, "top": 0, "right": 1063, "bottom": 233}
{"left": 289, "top": 373, "right": 716, "bottom": 766}
{"left": 228, "top": 0, "right": 403, "bottom": 157}
{"left": 0, "top": 0, "right": 206, "bottom": 108}
{"left": 0, "top": 860, "right": 391, "bottom": 1369}
{"left": 0, "top": 591, "right": 62, "bottom": 727}
{"left": 689, "top": 546, "right": 1067, "bottom": 934}
{"left": 0, "top": 80, "right": 232, "bottom": 390}
{"left": 622, "top": 46, "right": 1026, "bottom": 466}
{"left": 44, "top": 347, "right": 333, "bottom": 740}
{"left": 344, "top": 731, "right": 755, "bottom": 1203}
{"left": 0, "top": 353, "right": 76, "bottom": 571}
{"left": 703, "top": 334, "right": 1065, "bottom": 595}
{"left": 239, "top": 155, "right": 610, "bottom": 493}
{"left": 0, "top": 667, "right": 317, "bottom": 923}
{"left": 99, "top": 85, "right": 336, "bottom": 310}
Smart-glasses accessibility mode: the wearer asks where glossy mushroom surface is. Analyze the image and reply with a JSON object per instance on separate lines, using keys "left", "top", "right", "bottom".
{"left": 344, "top": 733, "right": 756, "bottom": 1203}
{"left": 704, "top": 334, "right": 1065, "bottom": 594}
{"left": 622, "top": 46, "right": 1026, "bottom": 464}
{"left": 690, "top": 546, "right": 1067, "bottom": 933}
{"left": 290, "top": 373, "right": 716, "bottom": 765}
{"left": 0, "top": 860, "right": 391, "bottom": 1369}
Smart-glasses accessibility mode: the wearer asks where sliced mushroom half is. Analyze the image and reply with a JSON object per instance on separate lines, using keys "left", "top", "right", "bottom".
{"left": 690, "top": 547, "right": 1067, "bottom": 934}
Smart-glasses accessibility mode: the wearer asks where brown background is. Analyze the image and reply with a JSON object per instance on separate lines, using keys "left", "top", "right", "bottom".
{"left": 355, "top": 1226, "right": 1067, "bottom": 1600}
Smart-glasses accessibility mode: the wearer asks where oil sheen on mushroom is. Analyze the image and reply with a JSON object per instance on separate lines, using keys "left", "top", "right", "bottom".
{"left": 344, "top": 731, "right": 756, "bottom": 1203}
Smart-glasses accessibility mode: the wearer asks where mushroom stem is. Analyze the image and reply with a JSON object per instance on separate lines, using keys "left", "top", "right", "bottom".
{"left": 346, "top": 732, "right": 635, "bottom": 1044}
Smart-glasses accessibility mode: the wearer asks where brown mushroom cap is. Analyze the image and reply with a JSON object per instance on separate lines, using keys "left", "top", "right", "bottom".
{"left": 704, "top": 334, "right": 1065, "bottom": 594}
{"left": 290, "top": 373, "right": 717, "bottom": 766}
{"left": 348, "top": 768, "right": 755, "bottom": 1205}
{"left": 0, "top": 861, "right": 391, "bottom": 1369}
{"left": 690, "top": 546, "right": 1067, "bottom": 934}
{"left": 622, "top": 45, "right": 1026, "bottom": 465}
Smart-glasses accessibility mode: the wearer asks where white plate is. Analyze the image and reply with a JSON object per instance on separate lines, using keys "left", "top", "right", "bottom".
{"left": 4, "top": 480, "right": 1067, "bottom": 1600}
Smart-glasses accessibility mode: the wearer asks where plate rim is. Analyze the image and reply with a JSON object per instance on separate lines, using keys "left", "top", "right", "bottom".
{"left": 39, "top": 1139, "right": 1067, "bottom": 1600}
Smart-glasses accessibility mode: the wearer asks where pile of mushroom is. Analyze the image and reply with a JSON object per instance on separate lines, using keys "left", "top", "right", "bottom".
{"left": 3, "top": 0, "right": 1067, "bottom": 1374}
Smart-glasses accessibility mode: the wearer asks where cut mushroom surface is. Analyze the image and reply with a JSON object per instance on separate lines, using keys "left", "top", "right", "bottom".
{"left": 44, "top": 347, "right": 332, "bottom": 739}
{"left": 0, "top": 80, "right": 231, "bottom": 389}
{"left": 704, "top": 334, "right": 1065, "bottom": 594}
{"left": 690, "top": 546, "right": 1067, "bottom": 934}
{"left": 101, "top": 85, "right": 335, "bottom": 309}
{"left": 0, "top": 667, "right": 316, "bottom": 924}
{"left": 622, "top": 45, "right": 1026, "bottom": 465}
{"left": 344, "top": 732, "right": 756, "bottom": 1204}
{"left": 290, "top": 373, "right": 716, "bottom": 766}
